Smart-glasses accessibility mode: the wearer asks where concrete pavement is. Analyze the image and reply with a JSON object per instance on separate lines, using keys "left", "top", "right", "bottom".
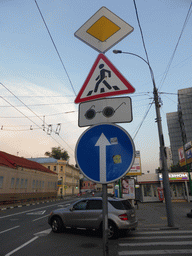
{"left": 136, "top": 201, "right": 192, "bottom": 231}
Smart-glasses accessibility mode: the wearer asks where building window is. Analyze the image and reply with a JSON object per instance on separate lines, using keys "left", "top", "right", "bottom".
{"left": 32, "top": 180, "right": 35, "bottom": 189}
{"left": 60, "top": 166, "right": 63, "bottom": 172}
{"left": 11, "top": 178, "right": 15, "bottom": 188}
{"left": 42, "top": 181, "right": 45, "bottom": 189}
{"left": 54, "top": 166, "right": 56, "bottom": 172}
{"left": 144, "top": 184, "right": 152, "bottom": 197}
{"left": 48, "top": 166, "right": 50, "bottom": 170}
{"left": 0, "top": 176, "right": 4, "bottom": 188}
{"left": 20, "top": 179, "right": 24, "bottom": 188}
{"left": 25, "top": 179, "right": 28, "bottom": 188}
{"left": 152, "top": 184, "right": 158, "bottom": 197}
{"left": 39, "top": 181, "right": 41, "bottom": 189}
{"left": 36, "top": 180, "right": 38, "bottom": 188}
{"left": 16, "top": 178, "right": 20, "bottom": 189}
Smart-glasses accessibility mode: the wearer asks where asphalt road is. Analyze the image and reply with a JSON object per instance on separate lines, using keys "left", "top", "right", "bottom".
{"left": 1, "top": 199, "right": 192, "bottom": 256}
{"left": 0, "top": 198, "right": 119, "bottom": 256}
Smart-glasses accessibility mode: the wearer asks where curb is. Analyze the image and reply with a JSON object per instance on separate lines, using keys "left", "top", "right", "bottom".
{"left": 0, "top": 196, "right": 77, "bottom": 211}
{"left": 0, "top": 199, "right": 57, "bottom": 211}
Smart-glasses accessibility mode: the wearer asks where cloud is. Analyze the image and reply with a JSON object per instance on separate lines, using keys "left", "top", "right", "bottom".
{"left": 0, "top": 79, "right": 84, "bottom": 164}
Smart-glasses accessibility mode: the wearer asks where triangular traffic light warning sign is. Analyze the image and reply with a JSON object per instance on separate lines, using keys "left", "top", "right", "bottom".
{"left": 74, "top": 54, "right": 135, "bottom": 104}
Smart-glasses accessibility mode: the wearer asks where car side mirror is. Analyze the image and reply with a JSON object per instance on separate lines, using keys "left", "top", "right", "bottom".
{"left": 70, "top": 207, "right": 74, "bottom": 211}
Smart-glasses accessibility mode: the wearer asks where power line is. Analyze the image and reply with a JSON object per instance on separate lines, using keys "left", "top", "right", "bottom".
{"left": 0, "top": 110, "right": 76, "bottom": 119}
{"left": 0, "top": 102, "right": 76, "bottom": 108}
{"left": 133, "top": 102, "right": 153, "bottom": 140}
{"left": 158, "top": 1, "right": 192, "bottom": 91}
{"left": 0, "top": 83, "right": 75, "bottom": 158}
{"left": 34, "top": 0, "right": 77, "bottom": 96}
{"left": 0, "top": 95, "right": 75, "bottom": 98}
{"left": 133, "top": 0, "right": 155, "bottom": 87}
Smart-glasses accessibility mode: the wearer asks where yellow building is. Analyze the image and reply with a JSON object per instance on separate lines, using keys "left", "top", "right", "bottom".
{"left": 29, "top": 158, "right": 80, "bottom": 197}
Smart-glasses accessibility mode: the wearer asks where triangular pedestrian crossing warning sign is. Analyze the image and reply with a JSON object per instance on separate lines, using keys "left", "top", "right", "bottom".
{"left": 74, "top": 54, "right": 135, "bottom": 104}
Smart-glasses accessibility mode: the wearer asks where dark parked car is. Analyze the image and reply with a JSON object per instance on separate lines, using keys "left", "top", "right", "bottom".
{"left": 48, "top": 197, "right": 138, "bottom": 239}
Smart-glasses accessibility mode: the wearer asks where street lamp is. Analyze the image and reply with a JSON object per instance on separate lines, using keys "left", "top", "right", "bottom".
{"left": 113, "top": 49, "right": 174, "bottom": 227}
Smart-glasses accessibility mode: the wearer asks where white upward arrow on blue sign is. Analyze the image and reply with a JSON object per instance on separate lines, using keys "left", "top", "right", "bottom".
{"left": 95, "top": 133, "right": 111, "bottom": 183}
{"left": 75, "top": 123, "right": 135, "bottom": 184}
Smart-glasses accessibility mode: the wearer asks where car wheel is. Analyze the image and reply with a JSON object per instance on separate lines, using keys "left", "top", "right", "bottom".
{"left": 51, "top": 217, "right": 64, "bottom": 233}
{"left": 108, "top": 221, "right": 118, "bottom": 239}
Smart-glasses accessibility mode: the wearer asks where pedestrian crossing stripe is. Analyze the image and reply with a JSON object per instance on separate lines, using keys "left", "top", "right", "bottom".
{"left": 74, "top": 54, "right": 135, "bottom": 104}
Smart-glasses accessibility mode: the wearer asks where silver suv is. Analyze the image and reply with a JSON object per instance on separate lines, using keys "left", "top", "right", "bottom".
{"left": 48, "top": 197, "right": 138, "bottom": 239}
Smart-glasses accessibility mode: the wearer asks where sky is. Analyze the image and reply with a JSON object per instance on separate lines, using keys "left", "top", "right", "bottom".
{"left": 0, "top": 0, "right": 192, "bottom": 173}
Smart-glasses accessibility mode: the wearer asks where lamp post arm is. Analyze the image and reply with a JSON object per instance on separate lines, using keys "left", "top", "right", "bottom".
{"left": 113, "top": 50, "right": 156, "bottom": 90}
{"left": 113, "top": 49, "right": 174, "bottom": 227}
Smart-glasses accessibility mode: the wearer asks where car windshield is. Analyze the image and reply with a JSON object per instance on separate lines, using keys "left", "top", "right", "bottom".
{"left": 109, "top": 200, "right": 133, "bottom": 210}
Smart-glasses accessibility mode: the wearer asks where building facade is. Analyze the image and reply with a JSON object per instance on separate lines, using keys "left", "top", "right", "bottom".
{"left": 136, "top": 172, "right": 192, "bottom": 202}
{"left": 0, "top": 151, "right": 57, "bottom": 204}
{"left": 178, "top": 88, "right": 192, "bottom": 143}
{"left": 166, "top": 87, "right": 192, "bottom": 165}
{"left": 29, "top": 158, "right": 80, "bottom": 197}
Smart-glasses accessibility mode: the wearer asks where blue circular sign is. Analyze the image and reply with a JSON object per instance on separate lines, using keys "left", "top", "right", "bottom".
{"left": 75, "top": 123, "right": 135, "bottom": 184}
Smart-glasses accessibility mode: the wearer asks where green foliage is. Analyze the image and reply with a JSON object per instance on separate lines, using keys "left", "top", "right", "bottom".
{"left": 45, "top": 146, "right": 69, "bottom": 161}
{"left": 170, "top": 163, "right": 187, "bottom": 172}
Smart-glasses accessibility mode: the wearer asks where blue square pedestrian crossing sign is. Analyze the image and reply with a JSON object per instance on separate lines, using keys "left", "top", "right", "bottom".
{"left": 75, "top": 123, "right": 135, "bottom": 184}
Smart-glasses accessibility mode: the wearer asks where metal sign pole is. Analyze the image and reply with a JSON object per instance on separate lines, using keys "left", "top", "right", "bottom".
{"left": 102, "top": 184, "right": 109, "bottom": 256}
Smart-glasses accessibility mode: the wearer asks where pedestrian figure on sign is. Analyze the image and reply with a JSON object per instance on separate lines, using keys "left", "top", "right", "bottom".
{"left": 86, "top": 63, "right": 120, "bottom": 96}
{"left": 94, "top": 64, "right": 112, "bottom": 93}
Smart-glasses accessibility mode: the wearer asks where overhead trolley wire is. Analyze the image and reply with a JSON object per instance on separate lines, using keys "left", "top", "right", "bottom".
{"left": 132, "top": 0, "right": 155, "bottom": 139}
{"left": 0, "top": 82, "right": 75, "bottom": 157}
{"left": 34, "top": 0, "right": 77, "bottom": 96}
{"left": 133, "top": 102, "right": 153, "bottom": 140}
{"left": 158, "top": 1, "right": 192, "bottom": 91}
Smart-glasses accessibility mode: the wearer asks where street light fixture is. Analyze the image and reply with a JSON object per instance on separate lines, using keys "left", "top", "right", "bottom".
{"left": 113, "top": 49, "right": 174, "bottom": 227}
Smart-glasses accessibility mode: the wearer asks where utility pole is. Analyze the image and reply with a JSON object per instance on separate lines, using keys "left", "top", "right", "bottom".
{"left": 113, "top": 50, "right": 174, "bottom": 227}
{"left": 153, "top": 86, "right": 174, "bottom": 227}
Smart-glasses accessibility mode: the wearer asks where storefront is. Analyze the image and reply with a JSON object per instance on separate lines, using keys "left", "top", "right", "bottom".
{"left": 136, "top": 172, "right": 192, "bottom": 202}
{"left": 159, "top": 172, "right": 191, "bottom": 202}
{"left": 136, "top": 174, "right": 160, "bottom": 202}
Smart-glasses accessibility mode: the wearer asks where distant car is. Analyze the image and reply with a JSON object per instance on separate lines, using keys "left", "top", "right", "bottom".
{"left": 48, "top": 197, "right": 138, "bottom": 239}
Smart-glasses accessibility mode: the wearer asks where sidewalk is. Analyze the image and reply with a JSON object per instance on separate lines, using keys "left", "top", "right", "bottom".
{"left": 136, "top": 201, "right": 192, "bottom": 231}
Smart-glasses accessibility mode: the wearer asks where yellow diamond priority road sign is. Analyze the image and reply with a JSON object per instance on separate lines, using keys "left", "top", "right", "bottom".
{"left": 74, "top": 6, "right": 134, "bottom": 53}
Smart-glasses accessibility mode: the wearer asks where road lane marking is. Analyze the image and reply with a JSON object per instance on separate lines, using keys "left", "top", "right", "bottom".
{"left": 0, "top": 225, "right": 20, "bottom": 235}
{"left": 5, "top": 228, "right": 52, "bottom": 256}
{"left": 57, "top": 204, "right": 70, "bottom": 207}
{"left": 0, "top": 201, "right": 66, "bottom": 219}
{"left": 26, "top": 210, "right": 46, "bottom": 215}
{"left": 5, "top": 237, "right": 38, "bottom": 256}
{"left": 119, "top": 241, "right": 192, "bottom": 246}
{"left": 34, "top": 228, "right": 52, "bottom": 236}
{"left": 127, "top": 235, "right": 192, "bottom": 240}
{"left": 32, "top": 214, "right": 50, "bottom": 222}
{"left": 118, "top": 249, "right": 192, "bottom": 255}
{"left": 135, "top": 230, "right": 192, "bottom": 235}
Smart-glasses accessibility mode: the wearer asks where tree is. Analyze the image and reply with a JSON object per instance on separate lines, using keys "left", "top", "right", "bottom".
{"left": 45, "top": 146, "right": 69, "bottom": 161}
{"left": 170, "top": 163, "right": 187, "bottom": 172}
